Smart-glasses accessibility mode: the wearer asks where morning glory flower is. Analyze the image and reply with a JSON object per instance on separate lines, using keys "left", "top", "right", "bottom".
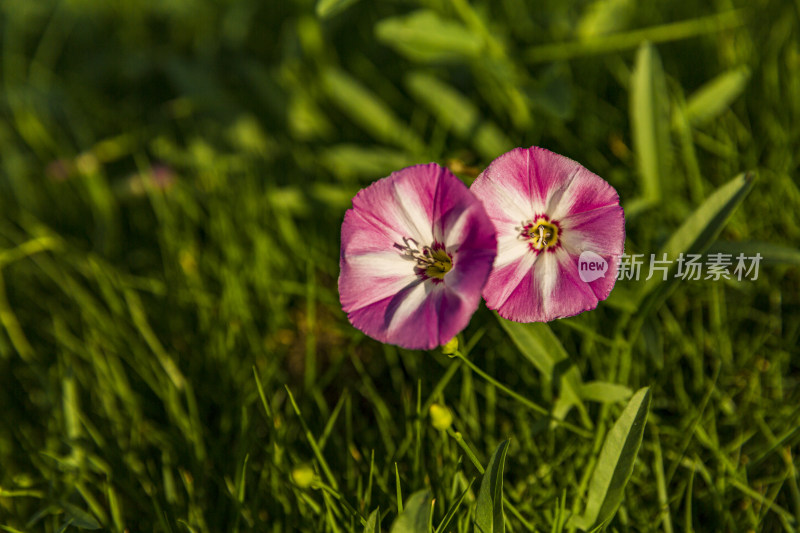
{"left": 339, "top": 163, "right": 497, "bottom": 349}
{"left": 470, "top": 147, "right": 625, "bottom": 322}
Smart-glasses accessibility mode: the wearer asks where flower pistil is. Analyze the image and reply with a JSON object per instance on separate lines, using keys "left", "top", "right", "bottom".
{"left": 394, "top": 237, "right": 453, "bottom": 282}
{"left": 518, "top": 216, "right": 561, "bottom": 252}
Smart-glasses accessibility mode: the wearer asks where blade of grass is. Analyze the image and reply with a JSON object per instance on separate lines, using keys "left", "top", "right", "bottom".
{"left": 473, "top": 440, "right": 510, "bottom": 533}
{"left": 390, "top": 490, "right": 431, "bottom": 533}
{"left": 683, "top": 66, "right": 750, "bottom": 126}
{"left": 524, "top": 10, "right": 744, "bottom": 63}
{"left": 573, "top": 387, "right": 651, "bottom": 531}
{"left": 316, "top": 0, "right": 361, "bottom": 19}
{"left": 450, "top": 350, "right": 591, "bottom": 438}
{"left": 435, "top": 478, "right": 474, "bottom": 533}
{"left": 631, "top": 41, "right": 670, "bottom": 203}
{"left": 285, "top": 386, "right": 339, "bottom": 491}
{"left": 365, "top": 507, "right": 381, "bottom": 533}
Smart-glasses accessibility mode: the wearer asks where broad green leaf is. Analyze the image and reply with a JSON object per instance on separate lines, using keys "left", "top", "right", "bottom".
{"left": 316, "top": 0, "right": 361, "bottom": 19}
{"left": 660, "top": 172, "right": 755, "bottom": 259}
{"left": 707, "top": 240, "right": 800, "bottom": 266}
{"left": 639, "top": 172, "right": 756, "bottom": 299}
{"left": 365, "top": 508, "right": 381, "bottom": 533}
{"left": 474, "top": 440, "right": 510, "bottom": 533}
{"left": 497, "top": 318, "right": 568, "bottom": 383}
{"left": 497, "top": 317, "right": 586, "bottom": 421}
{"left": 631, "top": 42, "right": 671, "bottom": 203}
{"left": 391, "top": 490, "right": 432, "bottom": 533}
{"left": 375, "top": 10, "right": 482, "bottom": 63}
{"left": 579, "top": 382, "right": 633, "bottom": 404}
{"left": 683, "top": 66, "right": 750, "bottom": 126}
{"left": 574, "top": 387, "right": 651, "bottom": 531}
{"left": 321, "top": 68, "right": 423, "bottom": 153}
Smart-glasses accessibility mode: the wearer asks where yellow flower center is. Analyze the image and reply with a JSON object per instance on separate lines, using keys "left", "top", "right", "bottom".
{"left": 394, "top": 237, "right": 454, "bottom": 282}
{"left": 424, "top": 247, "right": 453, "bottom": 279}
{"left": 526, "top": 218, "right": 559, "bottom": 250}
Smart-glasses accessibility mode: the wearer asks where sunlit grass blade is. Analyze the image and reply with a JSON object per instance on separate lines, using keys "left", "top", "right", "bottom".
{"left": 286, "top": 386, "right": 339, "bottom": 491}
{"left": 253, "top": 367, "right": 273, "bottom": 420}
{"left": 435, "top": 478, "right": 474, "bottom": 533}
{"left": 405, "top": 72, "right": 512, "bottom": 161}
{"left": 321, "top": 68, "right": 423, "bottom": 153}
{"left": 0, "top": 526, "right": 27, "bottom": 533}
{"left": 405, "top": 72, "right": 478, "bottom": 138}
{"left": 375, "top": 10, "right": 482, "bottom": 63}
{"left": 395, "top": 463, "right": 403, "bottom": 514}
{"left": 573, "top": 387, "right": 651, "bottom": 531}
{"left": 579, "top": 382, "right": 633, "bottom": 404}
{"left": 316, "top": 0, "right": 361, "bottom": 19}
{"left": 390, "top": 490, "right": 432, "bottom": 533}
{"left": 631, "top": 41, "right": 671, "bottom": 203}
{"left": 660, "top": 171, "right": 756, "bottom": 256}
{"left": 320, "top": 144, "right": 416, "bottom": 181}
{"left": 365, "top": 508, "right": 381, "bottom": 533}
{"left": 683, "top": 67, "right": 750, "bottom": 126}
{"left": 708, "top": 240, "right": 800, "bottom": 265}
{"left": 576, "top": 0, "right": 634, "bottom": 39}
{"left": 638, "top": 171, "right": 756, "bottom": 300}
{"left": 524, "top": 10, "right": 744, "bottom": 63}
{"left": 474, "top": 439, "right": 510, "bottom": 533}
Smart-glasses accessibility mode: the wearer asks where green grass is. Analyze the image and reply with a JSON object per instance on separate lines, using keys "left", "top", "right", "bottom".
{"left": 1, "top": 0, "right": 799, "bottom": 531}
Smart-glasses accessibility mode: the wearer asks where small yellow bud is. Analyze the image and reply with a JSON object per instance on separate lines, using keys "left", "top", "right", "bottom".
{"left": 441, "top": 337, "right": 459, "bottom": 356}
{"left": 291, "top": 465, "right": 316, "bottom": 488}
{"left": 429, "top": 403, "right": 453, "bottom": 431}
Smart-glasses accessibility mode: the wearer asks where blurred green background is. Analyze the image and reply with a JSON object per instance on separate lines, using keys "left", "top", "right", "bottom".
{"left": 1, "top": 0, "right": 799, "bottom": 531}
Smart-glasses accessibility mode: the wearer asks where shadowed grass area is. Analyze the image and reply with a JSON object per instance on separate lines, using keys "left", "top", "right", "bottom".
{"left": 1, "top": 0, "right": 799, "bottom": 531}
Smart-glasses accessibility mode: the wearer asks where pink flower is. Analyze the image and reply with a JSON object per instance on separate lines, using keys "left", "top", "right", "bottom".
{"left": 339, "top": 163, "right": 497, "bottom": 349}
{"left": 470, "top": 147, "right": 625, "bottom": 322}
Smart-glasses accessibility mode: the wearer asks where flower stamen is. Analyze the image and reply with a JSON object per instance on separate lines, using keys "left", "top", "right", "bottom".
{"left": 519, "top": 216, "right": 560, "bottom": 252}
{"left": 394, "top": 238, "right": 453, "bottom": 281}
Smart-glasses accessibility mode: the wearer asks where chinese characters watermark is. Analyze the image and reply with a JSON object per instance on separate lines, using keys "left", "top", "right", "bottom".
{"left": 615, "top": 252, "right": 762, "bottom": 281}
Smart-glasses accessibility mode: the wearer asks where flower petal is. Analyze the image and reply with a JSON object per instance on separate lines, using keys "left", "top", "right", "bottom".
{"left": 339, "top": 250, "right": 418, "bottom": 313}
{"left": 386, "top": 284, "right": 469, "bottom": 349}
{"left": 543, "top": 249, "right": 603, "bottom": 319}
{"left": 339, "top": 163, "right": 497, "bottom": 348}
{"left": 482, "top": 250, "right": 538, "bottom": 317}
{"left": 471, "top": 146, "right": 589, "bottom": 220}
{"left": 350, "top": 164, "right": 438, "bottom": 246}
{"left": 346, "top": 282, "right": 479, "bottom": 350}
{"left": 560, "top": 204, "right": 625, "bottom": 257}
{"left": 548, "top": 165, "right": 622, "bottom": 221}
{"left": 488, "top": 249, "right": 605, "bottom": 322}
{"left": 469, "top": 155, "right": 535, "bottom": 224}
{"left": 472, "top": 146, "right": 625, "bottom": 323}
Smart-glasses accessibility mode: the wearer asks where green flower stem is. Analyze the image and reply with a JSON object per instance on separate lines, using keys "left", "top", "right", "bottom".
{"left": 452, "top": 350, "right": 591, "bottom": 438}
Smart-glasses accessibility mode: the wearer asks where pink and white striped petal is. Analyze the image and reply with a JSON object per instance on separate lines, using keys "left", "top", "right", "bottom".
{"left": 470, "top": 146, "right": 625, "bottom": 323}
{"left": 339, "top": 163, "right": 497, "bottom": 349}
